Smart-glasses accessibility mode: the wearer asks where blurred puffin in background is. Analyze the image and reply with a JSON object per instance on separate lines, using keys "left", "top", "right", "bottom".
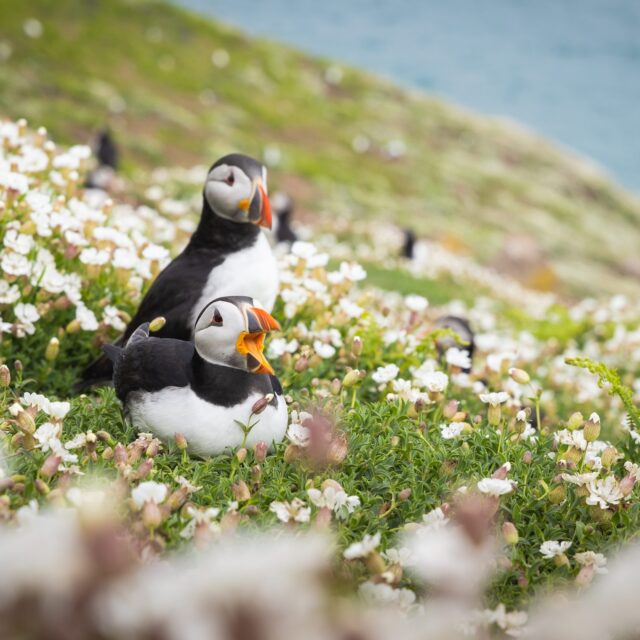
{"left": 80, "top": 153, "right": 278, "bottom": 387}
{"left": 270, "top": 191, "right": 298, "bottom": 245}
{"left": 85, "top": 127, "right": 120, "bottom": 191}
{"left": 105, "top": 296, "right": 286, "bottom": 456}
{"left": 433, "top": 315, "right": 475, "bottom": 373}
{"left": 401, "top": 228, "right": 416, "bottom": 260}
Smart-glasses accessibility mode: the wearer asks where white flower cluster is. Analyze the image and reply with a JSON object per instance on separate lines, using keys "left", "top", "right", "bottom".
{"left": 0, "top": 121, "right": 171, "bottom": 341}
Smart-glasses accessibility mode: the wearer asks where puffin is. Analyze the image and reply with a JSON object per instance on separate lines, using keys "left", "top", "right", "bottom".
{"left": 433, "top": 315, "right": 475, "bottom": 373}
{"left": 80, "top": 153, "right": 279, "bottom": 387}
{"left": 271, "top": 191, "right": 298, "bottom": 245}
{"left": 104, "top": 296, "right": 287, "bottom": 456}
{"left": 401, "top": 228, "right": 416, "bottom": 260}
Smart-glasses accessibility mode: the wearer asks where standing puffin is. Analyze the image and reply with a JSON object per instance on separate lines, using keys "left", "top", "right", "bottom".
{"left": 104, "top": 296, "right": 287, "bottom": 456}
{"left": 80, "top": 153, "right": 278, "bottom": 387}
{"left": 271, "top": 191, "right": 298, "bottom": 245}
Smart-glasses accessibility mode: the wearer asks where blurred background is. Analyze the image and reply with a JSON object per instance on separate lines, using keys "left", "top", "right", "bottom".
{"left": 1, "top": 0, "right": 639, "bottom": 298}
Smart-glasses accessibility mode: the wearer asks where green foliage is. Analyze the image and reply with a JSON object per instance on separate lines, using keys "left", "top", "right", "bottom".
{"left": 566, "top": 356, "right": 640, "bottom": 431}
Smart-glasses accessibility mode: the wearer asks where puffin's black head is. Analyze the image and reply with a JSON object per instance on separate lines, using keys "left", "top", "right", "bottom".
{"left": 203, "top": 154, "right": 272, "bottom": 229}
{"left": 193, "top": 296, "right": 280, "bottom": 374}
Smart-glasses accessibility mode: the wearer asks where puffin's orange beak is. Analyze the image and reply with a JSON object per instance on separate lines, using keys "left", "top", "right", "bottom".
{"left": 236, "top": 307, "right": 280, "bottom": 375}
{"left": 257, "top": 183, "right": 272, "bottom": 229}
{"left": 246, "top": 179, "right": 271, "bottom": 229}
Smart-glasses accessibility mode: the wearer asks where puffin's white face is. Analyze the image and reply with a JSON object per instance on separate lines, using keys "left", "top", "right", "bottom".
{"left": 194, "top": 297, "right": 280, "bottom": 373}
{"left": 204, "top": 163, "right": 272, "bottom": 228}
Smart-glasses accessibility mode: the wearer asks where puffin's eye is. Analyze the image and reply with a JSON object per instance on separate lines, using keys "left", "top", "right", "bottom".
{"left": 224, "top": 172, "right": 235, "bottom": 186}
{"left": 210, "top": 308, "right": 223, "bottom": 326}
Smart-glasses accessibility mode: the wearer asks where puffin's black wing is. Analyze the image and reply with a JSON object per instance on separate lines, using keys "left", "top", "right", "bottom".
{"left": 78, "top": 248, "right": 222, "bottom": 388}
{"left": 111, "top": 325, "right": 194, "bottom": 403}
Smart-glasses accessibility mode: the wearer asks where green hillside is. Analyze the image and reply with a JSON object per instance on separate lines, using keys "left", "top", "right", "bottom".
{"left": 1, "top": 0, "right": 639, "bottom": 297}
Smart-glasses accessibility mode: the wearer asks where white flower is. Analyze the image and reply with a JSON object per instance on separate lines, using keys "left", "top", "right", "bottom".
{"left": 440, "top": 422, "right": 466, "bottom": 439}
{"left": 313, "top": 340, "right": 336, "bottom": 359}
{"left": 338, "top": 261, "right": 366, "bottom": 282}
{"left": 75, "top": 304, "right": 99, "bottom": 331}
{"left": 46, "top": 401, "right": 71, "bottom": 420}
{"left": 381, "top": 547, "right": 415, "bottom": 567}
{"left": 1, "top": 252, "right": 31, "bottom": 277}
{"left": 479, "top": 391, "right": 509, "bottom": 406}
{"left": 422, "top": 507, "right": 449, "bottom": 531}
{"left": 267, "top": 338, "right": 299, "bottom": 359}
{"left": 483, "top": 603, "right": 528, "bottom": 636}
{"left": 4, "top": 229, "right": 35, "bottom": 255}
{"left": 14, "top": 303, "right": 39, "bottom": 325}
{"left": 575, "top": 551, "right": 607, "bottom": 573}
{"left": 290, "top": 241, "right": 317, "bottom": 260}
{"left": 142, "top": 244, "right": 169, "bottom": 261}
{"left": 21, "top": 392, "right": 50, "bottom": 412}
{"left": 34, "top": 422, "right": 60, "bottom": 452}
{"left": 561, "top": 471, "right": 599, "bottom": 486}
{"left": 0, "top": 280, "right": 20, "bottom": 304}
{"left": 103, "top": 306, "right": 126, "bottom": 332}
{"left": 555, "top": 428, "right": 588, "bottom": 451}
{"left": 339, "top": 298, "right": 364, "bottom": 318}
{"left": 79, "top": 247, "right": 110, "bottom": 266}
{"left": 372, "top": 364, "right": 399, "bottom": 384}
{"left": 358, "top": 581, "right": 416, "bottom": 610}
{"left": 586, "top": 476, "right": 624, "bottom": 509}
{"left": 477, "top": 478, "right": 515, "bottom": 496}
{"left": 405, "top": 294, "right": 428, "bottom": 312}
{"left": 539, "top": 540, "right": 572, "bottom": 559}
{"left": 344, "top": 532, "right": 381, "bottom": 559}
{"left": 418, "top": 370, "right": 449, "bottom": 393}
{"left": 307, "top": 486, "right": 360, "bottom": 519}
{"left": 446, "top": 347, "right": 472, "bottom": 370}
{"left": 269, "top": 498, "right": 310, "bottom": 523}
{"left": 180, "top": 506, "right": 220, "bottom": 539}
{"left": 131, "top": 481, "right": 167, "bottom": 508}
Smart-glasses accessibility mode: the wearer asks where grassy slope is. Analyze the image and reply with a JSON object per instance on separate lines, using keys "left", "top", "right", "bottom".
{"left": 1, "top": 0, "right": 640, "bottom": 299}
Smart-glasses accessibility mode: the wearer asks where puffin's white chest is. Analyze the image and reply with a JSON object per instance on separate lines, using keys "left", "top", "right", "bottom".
{"left": 127, "top": 387, "right": 288, "bottom": 457}
{"left": 191, "top": 233, "right": 278, "bottom": 327}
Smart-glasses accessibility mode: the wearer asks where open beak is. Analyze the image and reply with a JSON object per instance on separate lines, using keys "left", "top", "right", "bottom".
{"left": 247, "top": 180, "right": 272, "bottom": 229}
{"left": 236, "top": 307, "right": 280, "bottom": 375}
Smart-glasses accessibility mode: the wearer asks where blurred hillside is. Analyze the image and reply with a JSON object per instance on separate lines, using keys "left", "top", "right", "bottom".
{"left": 1, "top": 0, "right": 639, "bottom": 298}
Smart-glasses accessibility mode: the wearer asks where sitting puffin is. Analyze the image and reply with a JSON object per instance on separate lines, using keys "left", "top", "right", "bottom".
{"left": 104, "top": 296, "right": 287, "bottom": 456}
{"left": 80, "top": 153, "right": 278, "bottom": 387}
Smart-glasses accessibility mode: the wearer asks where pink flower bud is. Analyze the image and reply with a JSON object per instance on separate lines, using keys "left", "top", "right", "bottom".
{"left": 142, "top": 501, "right": 162, "bottom": 529}
{"left": 40, "top": 454, "right": 62, "bottom": 478}
{"left": 492, "top": 462, "right": 511, "bottom": 480}
{"left": 114, "top": 443, "right": 128, "bottom": 465}
{"left": 231, "top": 480, "right": 251, "bottom": 502}
{"left": 175, "top": 432, "right": 188, "bottom": 450}
{"left": 236, "top": 447, "right": 247, "bottom": 463}
{"left": 251, "top": 394, "right": 274, "bottom": 415}
{"left": 443, "top": 400, "right": 459, "bottom": 419}
{"left": 0, "top": 365, "right": 10, "bottom": 388}
{"left": 620, "top": 474, "right": 636, "bottom": 497}
{"left": 327, "top": 433, "right": 348, "bottom": 465}
{"left": 254, "top": 441, "right": 268, "bottom": 463}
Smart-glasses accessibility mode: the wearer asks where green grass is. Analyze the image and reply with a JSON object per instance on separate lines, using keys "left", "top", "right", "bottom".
{"left": 2, "top": 0, "right": 640, "bottom": 297}
{"left": 5, "top": 373, "right": 640, "bottom": 609}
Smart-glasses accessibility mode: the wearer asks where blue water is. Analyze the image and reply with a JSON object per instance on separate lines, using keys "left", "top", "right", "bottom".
{"left": 176, "top": 0, "right": 640, "bottom": 192}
